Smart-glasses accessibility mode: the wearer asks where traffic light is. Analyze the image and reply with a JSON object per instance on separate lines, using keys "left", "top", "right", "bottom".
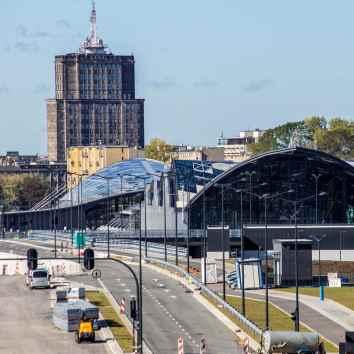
{"left": 290, "top": 309, "right": 298, "bottom": 322}
{"left": 83, "top": 248, "right": 95, "bottom": 270}
{"left": 130, "top": 298, "right": 137, "bottom": 320}
{"left": 27, "top": 248, "right": 38, "bottom": 270}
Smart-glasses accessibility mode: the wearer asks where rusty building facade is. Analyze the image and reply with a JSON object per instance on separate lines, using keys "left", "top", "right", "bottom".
{"left": 47, "top": 2, "right": 144, "bottom": 162}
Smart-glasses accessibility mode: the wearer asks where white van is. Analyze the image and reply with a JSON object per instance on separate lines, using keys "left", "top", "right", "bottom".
{"left": 25, "top": 268, "right": 50, "bottom": 289}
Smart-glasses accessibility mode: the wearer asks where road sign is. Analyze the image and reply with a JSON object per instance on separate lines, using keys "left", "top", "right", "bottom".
{"left": 120, "top": 297, "right": 126, "bottom": 314}
{"left": 242, "top": 337, "right": 250, "bottom": 354}
{"left": 92, "top": 269, "right": 101, "bottom": 280}
{"left": 178, "top": 336, "right": 184, "bottom": 354}
{"left": 200, "top": 336, "right": 207, "bottom": 354}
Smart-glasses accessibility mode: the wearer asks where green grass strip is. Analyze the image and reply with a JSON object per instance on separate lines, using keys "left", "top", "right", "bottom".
{"left": 86, "top": 290, "right": 133, "bottom": 353}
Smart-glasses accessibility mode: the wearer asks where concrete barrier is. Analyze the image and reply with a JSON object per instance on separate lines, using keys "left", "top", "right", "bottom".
{"left": 0, "top": 252, "right": 82, "bottom": 276}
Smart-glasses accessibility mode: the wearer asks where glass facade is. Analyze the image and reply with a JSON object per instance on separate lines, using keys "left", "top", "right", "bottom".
{"left": 59, "top": 158, "right": 166, "bottom": 207}
{"left": 189, "top": 148, "right": 354, "bottom": 228}
{"left": 173, "top": 160, "right": 235, "bottom": 193}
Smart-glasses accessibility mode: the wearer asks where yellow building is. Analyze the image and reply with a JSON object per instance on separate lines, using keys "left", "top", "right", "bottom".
{"left": 67, "top": 145, "right": 144, "bottom": 187}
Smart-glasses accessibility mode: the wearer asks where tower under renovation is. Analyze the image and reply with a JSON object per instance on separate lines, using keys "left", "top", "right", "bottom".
{"left": 47, "top": 2, "right": 144, "bottom": 162}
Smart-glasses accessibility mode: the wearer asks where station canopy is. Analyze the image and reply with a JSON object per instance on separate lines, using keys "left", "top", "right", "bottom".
{"left": 59, "top": 159, "right": 167, "bottom": 207}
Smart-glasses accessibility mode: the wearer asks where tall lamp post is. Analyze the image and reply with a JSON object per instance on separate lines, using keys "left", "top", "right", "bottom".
{"left": 339, "top": 230, "right": 347, "bottom": 261}
{"left": 0, "top": 205, "right": 4, "bottom": 239}
{"left": 309, "top": 234, "right": 327, "bottom": 287}
{"left": 174, "top": 170, "right": 179, "bottom": 266}
{"left": 312, "top": 173, "right": 322, "bottom": 224}
{"left": 279, "top": 191, "right": 327, "bottom": 331}
{"left": 202, "top": 173, "right": 207, "bottom": 285}
{"left": 245, "top": 171, "right": 256, "bottom": 224}
{"left": 234, "top": 187, "right": 294, "bottom": 329}
{"left": 215, "top": 183, "right": 227, "bottom": 301}
{"left": 163, "top": 172, "right": 167, "bottom": 262}
{"left": 186, "top": 187, "right": 191, "bottom": 273}
{"left": 67, "top": 171, "right": 88, "bottom": 261}
{"left": 115, "top": 171, "right": 147, "bottom": 352}
{"left": 92, "top": 174, "right": 113, "bottom": 258}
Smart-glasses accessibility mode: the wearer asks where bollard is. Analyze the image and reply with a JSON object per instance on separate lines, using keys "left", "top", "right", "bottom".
{"left": 319, "top": 285, "right": 324, "bottom": 301}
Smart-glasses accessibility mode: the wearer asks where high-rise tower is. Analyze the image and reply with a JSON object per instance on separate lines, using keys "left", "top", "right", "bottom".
{"left": 47, "top": 2, "right": 144, "bottom": 162}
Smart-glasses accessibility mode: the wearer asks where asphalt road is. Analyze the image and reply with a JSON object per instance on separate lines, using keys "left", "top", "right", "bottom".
{"left": 0, "top": 240, "right": 241, "bottom": 354}
{"left": 0, "top": 276, "right": 107, "bottom": 354}
{"left": 69, "top": 261, "right": 241, "bottom": 354}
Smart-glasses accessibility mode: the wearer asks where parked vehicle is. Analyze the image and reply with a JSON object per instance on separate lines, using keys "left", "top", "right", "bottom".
{"left": 25, "top": 268, "right": 50, "bottom": 289}
{"left": 75, "top": 317, "right": 95, "bottom": 343}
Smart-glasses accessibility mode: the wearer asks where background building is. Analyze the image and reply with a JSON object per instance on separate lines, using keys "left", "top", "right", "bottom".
{"left": 218, "top": 129, "right": 264, "bottom": 162}
{"left": 171, "top": 145, "right": 224, "bottom": 161}
{"left": 47, "top": 2, "right": 144, "bottom": 162}
{"left": 67, "top": 145, "right": 144, "bottom": 187}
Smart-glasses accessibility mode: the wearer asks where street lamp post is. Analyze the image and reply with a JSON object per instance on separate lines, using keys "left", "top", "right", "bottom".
{"left": 221, "top": 184, "right": 226, "bottom": 301}
{"left": 280, "top": 191, "right": 327, "bottom": 331}
{"left": 264, "top": 196, "right": 269, "bottom": 329}
{"left": 67, "top": 171, "right": 88, "bottom": 260}
{"left": 174, "top": 171, "right": 178, "bottom": 266}
{"left": 0, "top": 205, "right": 4, "bottom": 239}
{"left": 245, "top": 171, "right": 256, "bottom": 223}
{"left": 339, "top": 230, "right": 346, "bottom": 261}
{"left": 92, "top": 174, "right": 113, "bottom": 258}
{"left": 312, "top": 173, "right": 322, "bottom": 224}
{"left": 187, "top": 189, "right": 191, "bottom": 274}
{"left": 310, "top": 234, "right": 327, "bottom": 287}
{"left": 138, "top": 198, "right": 143, "bottom": 351}
{"left": 54, "top": 199, "right": 58, "bottom": 258}
{"left": 70, "top": 176, "right": 74, "bottom": 246}
{"left": 203, "top": 176, "right": 207, "bottom": 285}
{"left": 294, "top": 201, "right": 299, "bottom": 331}
{"left": 234, "top": 188, "right": 245, "bottom": 316}
{"left": 234, "top": 188, "right": 294, "bottom": 329}
{"left": 162, "top": 172, "right": 167, "bottom": 262}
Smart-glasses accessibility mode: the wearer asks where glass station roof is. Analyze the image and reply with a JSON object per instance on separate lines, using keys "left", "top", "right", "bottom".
{"left": 59, "top": 159, "right": 167, "bottom": 207}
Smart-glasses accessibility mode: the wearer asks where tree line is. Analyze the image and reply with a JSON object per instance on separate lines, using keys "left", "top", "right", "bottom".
{"left": 248, "top": 116, "right": 354, "bottom": 159}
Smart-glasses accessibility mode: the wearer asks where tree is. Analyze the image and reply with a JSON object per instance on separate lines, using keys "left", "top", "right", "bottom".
{"left": 314, "top": 118, "right": 354, "bottom": 159}
{"left": 304, "top": 116, "right": 327, "bottom": 140}
{"left": 248, "top": 121, "right": 303, "bottom": 155}
{"left": 14, "top": 176, "right": 50, "bottom": 210}
{"left": 145, "top": 138, "right": 173, "bottom": 162}
{"left": 0, "top": 175, "right": 50, "bottom": 211}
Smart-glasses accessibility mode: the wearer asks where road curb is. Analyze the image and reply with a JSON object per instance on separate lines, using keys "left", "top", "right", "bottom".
{"left": 99, "top": 313, "right": 124, "bottom": 354}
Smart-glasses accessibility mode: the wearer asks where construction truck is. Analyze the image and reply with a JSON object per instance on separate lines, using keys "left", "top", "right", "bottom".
{"left": 75, "top": 316, "right": 95, "bottom": 344}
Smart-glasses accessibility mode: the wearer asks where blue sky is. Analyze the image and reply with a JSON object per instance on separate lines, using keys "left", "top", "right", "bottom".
{"left": 1, "top": 0, "right": 354, "bottom": 154}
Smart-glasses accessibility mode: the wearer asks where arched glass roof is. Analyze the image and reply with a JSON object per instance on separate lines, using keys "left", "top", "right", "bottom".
{"left": 188, "top": 147, "right": 354, "bottom": 227}
{"left": 59, "top": 158, "right": 167, "bottom": 207}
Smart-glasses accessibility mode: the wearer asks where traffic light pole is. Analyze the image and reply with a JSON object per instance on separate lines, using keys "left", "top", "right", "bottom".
{"left": 108, "top": 256, "right": 142, "bottom": 353}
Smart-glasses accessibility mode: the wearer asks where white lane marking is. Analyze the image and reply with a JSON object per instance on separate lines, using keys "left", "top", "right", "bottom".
{"left": 145, "top": 288, "right": 198, "bottom": 348}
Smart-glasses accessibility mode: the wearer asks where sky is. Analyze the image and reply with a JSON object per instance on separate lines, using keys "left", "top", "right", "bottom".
{"left": 2, "top": 0, "right": 354, "bottom": 154}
